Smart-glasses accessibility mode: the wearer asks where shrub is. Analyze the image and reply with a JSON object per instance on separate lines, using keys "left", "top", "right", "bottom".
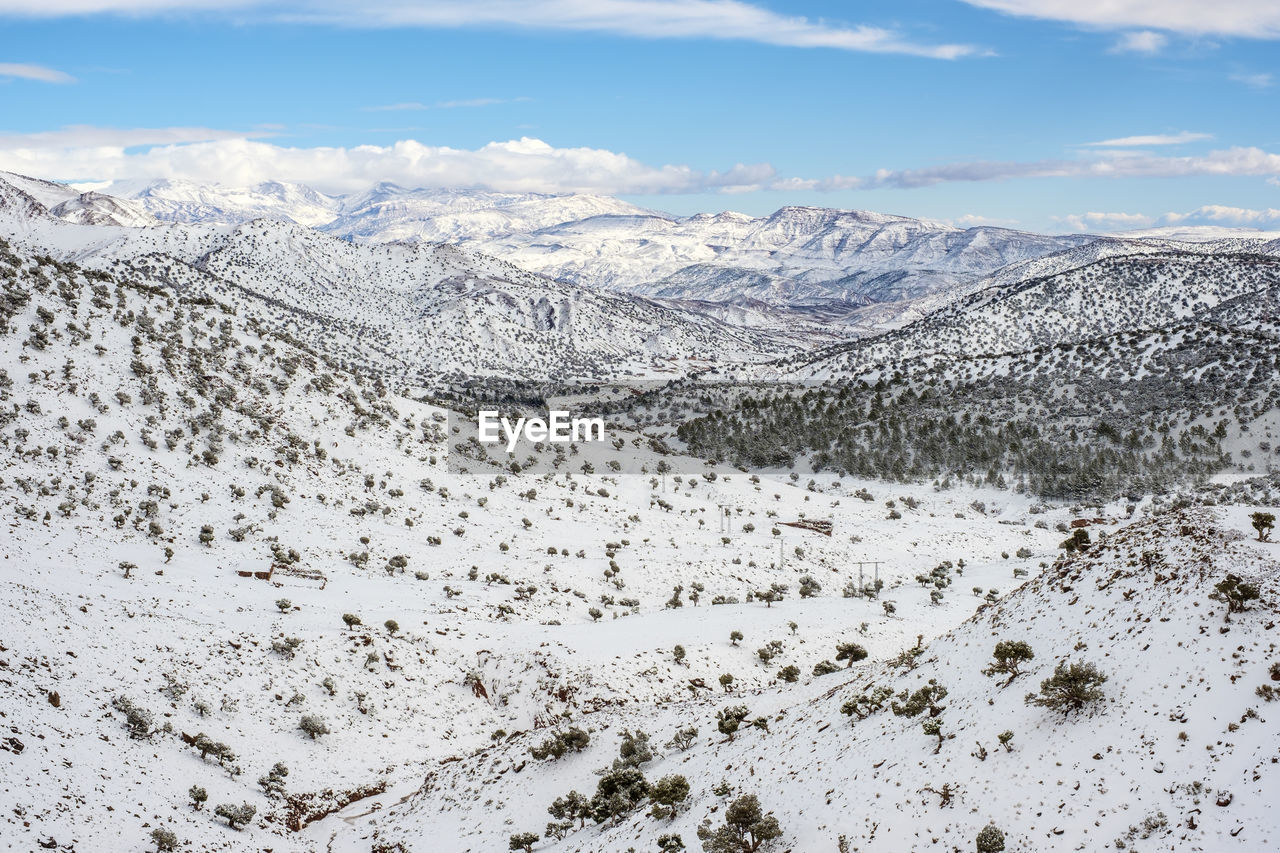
{"left": 258, "top": 761, "right": 288, "bottom": 798}
{"left": 1059, "top": 528, "right": 1089, "bottom": 553}
{"left": 716, "top": 705, "right": 750, "bottom": 740}
{"left": 111, "top": 696, "right": 153, "bottom": 739}
{"left": 547, "top": 790, "right": 591, "bottom": 829}
{"left": 530, "top": 727, "right": 590, "bottom": 761}
{"left": 214, "top": 802, "right": 256, "bottom": 829}
{"left": 590, "top": 765, "right": 650, "bottom": 825}
{"left": 975, "top": 823, "right": 1005, "bottom": 852}
{"left": 188, "top": 785, "right": 207, "bottom": 810}
{"left": 150, "top": 827, "right": 179, "bottom": 852}
{"left": 892, "top": 680, "right": 948, "bottom": 718}
{"left": 696, "top": 793, "right": 782, "bottom": 853}
{"left": 812, "top": 659, "right": 840, "bottom": 676}
{"left": 509, "top": 832, "right": 539, "bottom": 852}
{"left": 982, "top": 641, "right": 1034, "bottom": 686}
{"left": 617, "top": 729, "right": 654, "bottom": 767}
{"left": 842, "top": 685, "right": 893, "bottom": 720}
{"left": 666, "top": 725, "right": 698, "bottom": 751}
{"left": 835, "top": 642, "right": 868, "bottom": 668}
{"left": 299, "top": 714, "right": 331, "bottom": 739}
{"left": 1025, "top": 661, "right": 1106, "bottom": 714}
{"left": 649, "top": 774, "right": 690, "bottom": 819}
{"left": 1210, "top": 574, "right": 1262, "bottom": 621}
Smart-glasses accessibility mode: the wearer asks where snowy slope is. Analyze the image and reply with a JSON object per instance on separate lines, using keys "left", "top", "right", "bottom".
{"left": 0, "top": 240, "right": 1102, "bottom": 853}
{"left": 792, "top": 252, "right": 1280, "bottom": 378}
{"left": 337, "top": 506, "right": 1280, "bottom": 853}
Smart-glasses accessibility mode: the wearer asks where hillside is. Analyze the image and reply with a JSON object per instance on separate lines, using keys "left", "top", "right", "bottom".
{"left": 0, "top": 240, "right": 1096, "bottom": 852}
{"left": 794, "top": 252, "right": 1280, "bottom": 374}
{"left": 335, "top": 507, "right": 1280, "bottom": 853}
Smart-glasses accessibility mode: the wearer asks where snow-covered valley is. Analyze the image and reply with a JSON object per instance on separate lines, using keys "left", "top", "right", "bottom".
{"left": 0, "top": 167, "right": 1277, "bottom": 853}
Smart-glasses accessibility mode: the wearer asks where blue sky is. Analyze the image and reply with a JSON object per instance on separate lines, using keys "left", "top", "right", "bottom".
{"left": 1, "top": 0, "right": 1278, "bottom": 232}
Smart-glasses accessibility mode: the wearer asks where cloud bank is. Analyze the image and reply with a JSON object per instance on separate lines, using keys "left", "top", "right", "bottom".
{"left": 2, "top": 128, "right": 1279, "bottom": 198}
{"left": 0, "top": 0, "right": 980, "bottom": 59}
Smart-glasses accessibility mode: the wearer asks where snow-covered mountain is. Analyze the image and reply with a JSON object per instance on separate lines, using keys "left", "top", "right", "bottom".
{"left": 0, "top": 170, "right": 155, "bottom": 227}
{"left": 91, "top": 177, "right": 342, "bottom": 227}
{"left": 0, "top": 172, "right": 803, "bottom": 381}
{"left": 93, "top": 176, "right": 1102, "bottom": 313}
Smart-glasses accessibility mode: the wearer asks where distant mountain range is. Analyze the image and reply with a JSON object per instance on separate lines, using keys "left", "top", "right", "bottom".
{"left": 7, "top": 169, "right": 1280, "bottom": 367}
{"left": 64, "top": 175, "right": 1279, "bottom": 328}
{"left": 0, "top": 171, "right": 803, "bottom": 381}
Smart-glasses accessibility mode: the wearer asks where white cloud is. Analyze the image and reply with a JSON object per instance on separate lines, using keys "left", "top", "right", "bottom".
{"left": 1230, "top": 71, "right": 1273, "bottom": 89}
{"left": 960, "top": 0, "right": 1280, "bottom": 38}
{"left": 0, "top": 131, "right": 777, "bottom": 195}
{"left": 0, "top": 61, "right": 75, "bottom": 82}
{"left": 1163, "top": 204, "right": 1280, "bottom": 224}
{"left": 0, "top": 0, "right": 981, "bottom": 59}
{"left": 4, "top": 128, "right": 1280, "bottom": 198}
{"left": 1057, "top": 204, "right": 1280, "bottom": 233}
{"left": 861, "top": 147, "right": 1280, "bottom": 189}
{"left": 1055, "top": 211, "right": 1153, "bottom": 231}
{"left": 1083, "top": 131, "right": 1212, "bottom": 147}
{"left": 949, "top": 213, "right": 1020, "bottom": 227}
{"left": 1109, "top": 30, "right": 1166, "bottom": 53}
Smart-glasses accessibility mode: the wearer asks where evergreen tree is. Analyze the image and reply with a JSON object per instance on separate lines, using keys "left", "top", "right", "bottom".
{"left": 649, "top": 774, "right": 691, "bottom": 819}
{"left": 590, "top": 765, "right": 650, "bottom": 825}
{"left": 150, "top": 828, "right": 179, "bottom": 852}
{"left": 547, "top": 790, "right": 591, "bottom": 828}
{"left": 835, "top": 642, "right": 868, "bottom": 668}
{"left": 696, "top": 793, "right": 783, "bottom": 853}
{"left": 214, "top": 802, "right": 256, "bottom": 829}
{"left": 982, "top": 641, "right": 1034, "bottom": 687}
{"left": 1210, "top": 573, "right": 1262, "bottom": 621}
{"left": 509, "top": 831, "right": 539, "bottom": 852}
{"left": 1025, "top": 661, "right": 1107, "bottom": 714}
